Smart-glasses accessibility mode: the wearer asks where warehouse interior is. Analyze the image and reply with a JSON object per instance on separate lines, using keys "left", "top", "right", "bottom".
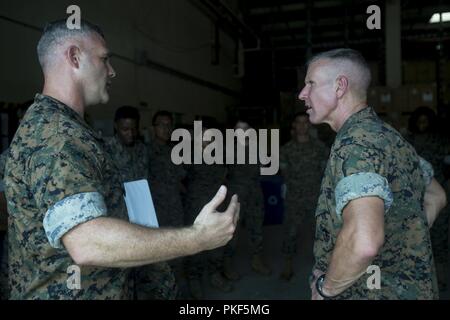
{"left": 1, "top": 0, "right": 450, "bottom": 300}
{"left": 1, "top": 0, "right": 450, "bottom": 143}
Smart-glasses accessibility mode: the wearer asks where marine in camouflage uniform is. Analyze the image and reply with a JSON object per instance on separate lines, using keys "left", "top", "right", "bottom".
{"left": 407, "top": 130, "right": 450, "bottom": 291}
{"left": 104, "top": 130, "right": 177, "bottom": 300}
{"left": 148, "top": 140, "right": 186, "bottom": 228}
{"left": 183, "top": 163, "right": 231, "bottom": 298}
{"left": 0, "top": 102, "right": 31, "bottom": 299}
{"left": 148, "top": 111, "right": 187, "bottom": 296}
{"left": 5, "top": 94, "right": 132, "bottom": 299}
{"left": 279, "top": 115, "right": 329, "bottom": 280}
{"left": 104, "top": 135, "right": 149, "bottom": 182}
{"left": 313, "top": 106, "right": 439, "bottom": 299}
{"left": 223, "top": 132, "right": 271, "bottom": 278}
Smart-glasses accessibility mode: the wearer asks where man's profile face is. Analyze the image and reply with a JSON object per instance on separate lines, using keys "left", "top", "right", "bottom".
{"left": 298, "top": 59, "right": 337, "bottom": 125}
{"left": 292, "top": 115, "right": 310, "bottom": 138}
{"left": 153, "top": 115, "right": 173, "bottom": 143}
{"left": 115, "top": 118, "right": 138, "bottom": 146}
{"left": 78, "top": 33, "right": 116, "bottom": 106}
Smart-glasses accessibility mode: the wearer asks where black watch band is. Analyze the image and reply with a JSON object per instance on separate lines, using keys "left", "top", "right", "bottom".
{"left": 315, "top": 274, "right": 335, "bottom": 299}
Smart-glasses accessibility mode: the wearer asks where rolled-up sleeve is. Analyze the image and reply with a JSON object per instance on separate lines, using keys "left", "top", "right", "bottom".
{"left": 418, "top": 157, "right": 434, "bottom": 186}
{"left": 43, "top": 192, "right": 107, "bottom": 249}
{"left": 335, "top": 172, "right": 393, "bottom": 219}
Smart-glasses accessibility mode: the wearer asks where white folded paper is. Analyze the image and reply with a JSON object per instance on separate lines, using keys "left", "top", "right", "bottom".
{"left": 123, "top": 179, "right": 159, "bottom": 228}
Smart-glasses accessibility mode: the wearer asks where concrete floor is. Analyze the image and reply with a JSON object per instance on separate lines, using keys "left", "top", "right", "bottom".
{"left": 177, "top": 215, "right": 316, "bottom": 300}
{"left": 203, "top": 222, "right": 315, "bottom": 300}
{"left": 177, "top": 213, "right": 450, "bottom": 300}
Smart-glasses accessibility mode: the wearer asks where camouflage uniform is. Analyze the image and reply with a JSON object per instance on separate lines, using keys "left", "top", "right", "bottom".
{"left": 148, "top": 140, "right": 186, "bottom": 227}
{"left": 314, "top": 107, "right": 438, "bottom": 299}
{"left": 0, "top": 149, "right": 8, "bottom": 299}
{"left": 184, "top": 163, "right": 227, "bottom": 281}
{"left": 104, "top": 135, "right": 177, "bottom": 300}
{"left": 104, "top": 135, "right": 149, "bottom": 182}
{"left": 407, "top": 132, "right": 450, "bottom": 290}
{"left": 225, "top": 149, "right": 265, "bottom": 258}
{"left": 5, "top": 94, "right": 132, "bottom": 299}
{"left": 279, "top": 138, "right": 328, "bottom": 256}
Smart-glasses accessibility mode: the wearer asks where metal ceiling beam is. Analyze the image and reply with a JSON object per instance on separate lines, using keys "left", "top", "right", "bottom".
{"left": 192, "top": 0, "right": 260, "bottom": 47}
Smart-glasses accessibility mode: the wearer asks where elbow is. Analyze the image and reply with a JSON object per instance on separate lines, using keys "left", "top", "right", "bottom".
{"left": 66, "top": 242, "right": 95, "bottom": 266}
{"left": 70, "top": 248, "right": 95, "bottom": 267}
{"left": 63, "top": 233, "right": 97, "bottom": 267}
{"left": 352, "top": 232, "right": 385, "bottom": 260}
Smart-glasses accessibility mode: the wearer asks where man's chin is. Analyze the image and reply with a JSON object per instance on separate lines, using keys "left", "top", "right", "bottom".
{"left": 88, "top": 96, "right": 110, "bottom": 106}
{"left": 307, "top": 114, "right": 318, "bottom": 124}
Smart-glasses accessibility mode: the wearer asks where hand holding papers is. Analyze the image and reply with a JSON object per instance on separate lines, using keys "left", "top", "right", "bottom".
{"left": 123, "top": 179, "right": 159, "bottom": 228}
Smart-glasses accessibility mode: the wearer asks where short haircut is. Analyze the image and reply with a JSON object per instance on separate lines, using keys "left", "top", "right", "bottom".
{"left": 152, "top": 110, "right": 173, "bottom": 125}
{"left": 37, "top": 19, "right": 104, "bottom": 71}
{"left": 114, "top": 106, "right": 140, "bottom": 123}
{"left": 307, "top": 48, "right": 372, "bottom": 98}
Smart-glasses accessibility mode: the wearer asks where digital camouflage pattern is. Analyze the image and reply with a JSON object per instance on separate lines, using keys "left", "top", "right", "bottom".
{"left": 4, "top": 94, "right": 131, "bottom": 299}
{"left": 279, "top": 138, "right": 328, "bottom": 256}
{"left": 407, "top": 133, "right": 448, "bottom": 184}
{"left": 314, "top": 107, "right": 439, "bottom": 299}
{"left": 103, "top": 135, "right": 149, "bottom": 182}
{"left": 225, "top": 147, "right": 265, "bottom": 257}
{"left": 184, "top": 163, "right": 227, "bottom": 280}
{"left": 104, "top": 135, "right": 177, "bottom": 300}
{"left": 132, "top": 262, "right": 177, "bottom": 300}
{"left": 407, "top": 132, "right": 450, "bottom": 290}
{"left": 148, "top": 140, "right": 186, "bottom": 227}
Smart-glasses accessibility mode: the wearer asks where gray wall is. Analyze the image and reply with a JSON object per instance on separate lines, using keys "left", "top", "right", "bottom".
{"left": 0, "top": 0, "right": 242, "bottom": 135}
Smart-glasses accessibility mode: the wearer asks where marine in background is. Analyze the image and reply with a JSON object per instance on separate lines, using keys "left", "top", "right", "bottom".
{"left": 104, "top": 106, "right": 177, "bottom": 300}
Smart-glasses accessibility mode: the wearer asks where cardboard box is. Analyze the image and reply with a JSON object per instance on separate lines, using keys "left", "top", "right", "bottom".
{"left": 407, "top": 84, "right": 437, "bottom": 111}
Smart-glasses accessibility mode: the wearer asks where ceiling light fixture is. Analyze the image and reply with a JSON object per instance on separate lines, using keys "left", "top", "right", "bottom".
{"left": 429, "top": 12, "right": 450, "bottom": 23}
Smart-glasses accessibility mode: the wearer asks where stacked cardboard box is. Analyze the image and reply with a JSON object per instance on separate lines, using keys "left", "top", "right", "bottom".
{"left": 406, "top": 84, "right": 437, "bottom": 112}
{"left": 370, "top": 84, "right": 437, "bottom": 113}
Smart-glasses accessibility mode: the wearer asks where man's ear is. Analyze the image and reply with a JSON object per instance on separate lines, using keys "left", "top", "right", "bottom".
{"left": 67, "top": 45, "right": 81, "bottom": 69}
{"left": 335, "top": 75, "right": 349, "bottom": 99}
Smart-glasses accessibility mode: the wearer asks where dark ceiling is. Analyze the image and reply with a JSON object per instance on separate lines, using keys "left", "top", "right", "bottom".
{"left": 238, "top": 0, "right": 450, "bottom": 65}
{"left": 193, "top": 0, "right": 450, "bottom": 113}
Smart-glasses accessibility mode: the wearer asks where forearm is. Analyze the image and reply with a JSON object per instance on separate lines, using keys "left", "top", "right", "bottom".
{"left": 322, "top": 227, "right": 376, "bottom": 296}
{"left": 321, "top": 197, "right": 384, "bottom": 297}
{"left": 63, "top": 217, "right": 202, "bottom": 268}
{"left": 424, "top": 178, "right": 447, "bottom": 228}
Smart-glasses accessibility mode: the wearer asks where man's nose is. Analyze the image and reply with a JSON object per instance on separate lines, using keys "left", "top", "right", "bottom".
{"left": 298, "top": 87, "right": 308, "bottom": 101}
{"left": 108, "top": 62, "right": 116, "bottom": 78}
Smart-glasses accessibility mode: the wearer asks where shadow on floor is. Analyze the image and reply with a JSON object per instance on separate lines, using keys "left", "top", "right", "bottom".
{"left": 176, "top": 214, "right": 450, "bottom": 300}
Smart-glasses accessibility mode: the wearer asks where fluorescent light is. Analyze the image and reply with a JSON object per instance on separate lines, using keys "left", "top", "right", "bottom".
{"left": 429, "top": 12, "right": 450, "bottom": 23}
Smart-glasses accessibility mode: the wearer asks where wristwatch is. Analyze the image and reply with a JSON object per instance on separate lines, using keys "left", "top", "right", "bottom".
{"left": 315, "top": 274, "right": 335, "bottom": 299}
